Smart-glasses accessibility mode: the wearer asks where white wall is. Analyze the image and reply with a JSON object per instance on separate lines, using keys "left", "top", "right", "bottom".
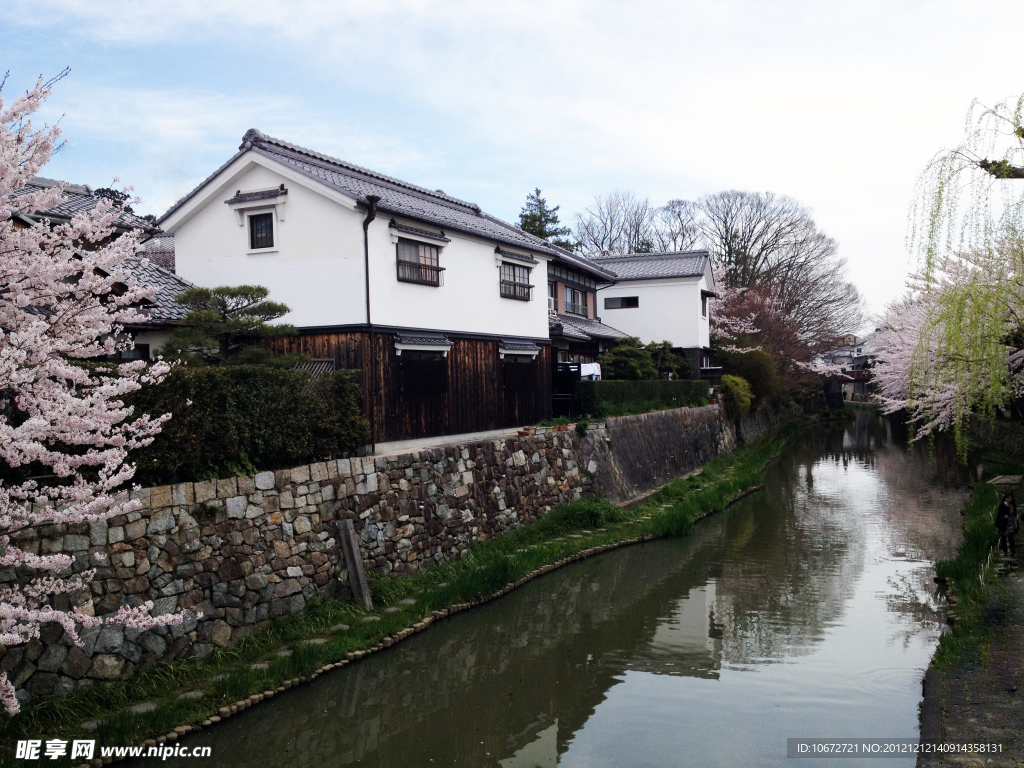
{"left": 598, "top": 273, "right": 710, "bottom": 349}
{"left": 133, "top": 327, "right": 174, "bottom": 356}
{"left": 368, "top": 222, "right": 549, "bottom": 338}
{"left": 167, "top": 153, "right": 550, "bottom": 339}
{"left": 170, "top": 160, "right": 367, "bottom": 329}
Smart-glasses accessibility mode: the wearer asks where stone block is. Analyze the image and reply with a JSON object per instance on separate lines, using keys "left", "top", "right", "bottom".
{"left": 216, "top": 478, "right": 238, "bottom": 499}
{"left": 225, "top": 497, "right": 247, "bottom": 519}
{"left": 337, "top": 458, "right": 351, "bottom": 477}
{"left": 61, "top": 648, "right": 91, "bottom": 679}
{"left": 293, "top": 516, "right": 312, "bottom": 535}
{"left": 291, "top": 465, "right": 310, "bottom": 484}
{"left": 65, "top": 534, "right": 90, "bottom": 552}
{"left": 147, "top": 511, "right": 175, "bottom": 535}
{"left": 88, "top": 654, "right": 125, "bottom": 680}
{"left": 194, "top": 480, "right": 217, "bottom": 503}
{"left": 125, "top": 520, "right": 147, "bottom": 541}
{"left": 150, "top": 485, "right": 173, "bottom": 509}
{"left": 237, "top": 476, "right": 255, "bottom": 495}
{"left": 310, "top": 462, "right": 328, "bottom": 482}
{"left": 255, "top": 471, "right": 275, "bottom": 490}
{"left": 171, "top": 483, "right": 193, "bottom": 506}
{"left": 89, "top": 520, "right": 108, "bottom": 547}
{"left": 37, "top": 645, "right": 67, "bottom": 674}
{"left": 245, "top": 504, "right": 263, "bottom": 520}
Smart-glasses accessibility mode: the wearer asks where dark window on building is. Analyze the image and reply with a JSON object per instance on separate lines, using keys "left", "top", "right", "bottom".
{"left": 396, "top": 238, "right": 444, "bottom": 286}
{"left": 400, "top": 352, "right": 448, "bottom": 396}
{"left": 503, "top": 356, "right": 537, "bottom": 391}
{"left": 248, "top": 212, "right": 274, "bottom": 249}
{"left": 604, "top": 296, "right": 639, "bottom": 309}
{"left": 108, "top": 343, "right": 150, "bottom": 362}
{"left": 564, "top": 287, "right": 588, "bottom": 316}
{"left": 701, "top": 294, "right": 709, "bottom": 317}
{"left": 500, "top": 262, "right": 533, "bottom": 301}
{"left": 548, "top": 281, "right": 557, "bottom": 311}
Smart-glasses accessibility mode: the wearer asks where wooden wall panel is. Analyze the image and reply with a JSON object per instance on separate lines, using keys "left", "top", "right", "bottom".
{"left": 274, "top": 332, "right": 552, "bottom": 443}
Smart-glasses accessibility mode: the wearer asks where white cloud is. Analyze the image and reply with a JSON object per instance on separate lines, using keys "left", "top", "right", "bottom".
{"left": 10, "top": 0, "right": 1024, "bottom": 317}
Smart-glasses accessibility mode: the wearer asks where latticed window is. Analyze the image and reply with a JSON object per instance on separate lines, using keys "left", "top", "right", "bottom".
{"left": 248, "top": 213, "right": 274, "bottom": 249}
{"left": 500, "top": 262, "right": 533, "bottom": 301}
{"left": 396, "top": 239, "right": 444, "bottom": 286}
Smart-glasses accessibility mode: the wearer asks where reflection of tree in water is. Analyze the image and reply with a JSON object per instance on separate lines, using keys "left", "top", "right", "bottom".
{"left": 711, "top": 410, "right": 965, "bottom": 664}
{"left": 145, "top": 415, "right": 971, "bottom": 768}
{"left": 711, "top": 442, "right": 867, "bottom": 665}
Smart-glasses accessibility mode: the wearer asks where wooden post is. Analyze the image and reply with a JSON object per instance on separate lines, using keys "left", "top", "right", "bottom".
{"left": 337, "top": 519, "right": 373, "bottom": 611}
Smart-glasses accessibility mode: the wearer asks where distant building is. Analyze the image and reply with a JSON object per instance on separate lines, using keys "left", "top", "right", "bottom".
{"left": 591, "top": 250, "right": 720, "bottom": 382}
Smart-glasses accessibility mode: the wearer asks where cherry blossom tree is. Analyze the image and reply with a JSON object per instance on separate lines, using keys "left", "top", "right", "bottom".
{"left": 0, "top": 73, "right": 179, "bottom": 714}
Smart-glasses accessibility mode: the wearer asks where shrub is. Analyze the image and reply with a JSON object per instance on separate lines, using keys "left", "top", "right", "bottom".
{"left": 716, "top": 349, "right": 786, "bottom": 404}
{"left": 720, "top": 374, "right": 754, "bottom": 419}
{"left": 577, "top": 379, "right": 708, "bottom": 415}
{"left": 126, "top": 366, "right": 370, "bottom": 485}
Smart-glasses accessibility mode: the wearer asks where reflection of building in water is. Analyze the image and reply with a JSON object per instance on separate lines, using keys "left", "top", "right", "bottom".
{"left": 500, "top": 719, "right": 558, "bottom": 768}
{"left": 647, "top": 583, "right": 723, "bottom": 678}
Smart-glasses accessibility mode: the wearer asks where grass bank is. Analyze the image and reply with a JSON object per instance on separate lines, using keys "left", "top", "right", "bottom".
{"left": 930, "top": 447, "right": 1023, "bottom": 668}
{"left": 0, "top": 420, "right": 802, "bottom": 767}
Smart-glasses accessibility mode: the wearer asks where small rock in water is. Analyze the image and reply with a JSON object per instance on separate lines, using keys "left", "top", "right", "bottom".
{"left": 80, "top": 720, "right": 104, "bottom": 731}
{"left": 516, "top": 548, "right": 528, "bottom": 553}
{"left": 361, "top": 615, "right": 381, "bottom": 622}
{"left": 330, "top": 624, "right": 350, "bottom": 632}
{"left": 305, "top": 638, "right": 327, "bottom": 644}
{"left": 569, "top": 534, "right": 582, "bottom": 539}
{"left": 437, "top": 582, "right": 448, "bottom": 588}
{"left": 276, "top": 649, "right": 293, "bottom": 657}
{"left": 129, "top": 702, "right": 158, "bottom": 715}
{"left": 211, "top": 674, "right": 227, "bottom": 682}
{"left": 250, "top": 663, "right": 269, "bottom": 670}
{"left": 581, "top": 530, "right": 592, "bottom": 534}
{"left": 383, "top": 607, "right": 400, "bottom": 614}
{"left": 178, "top": 691, "right": 204, "bottom": 700}
{"left": 398, "top": 598, "right": 416, "bottom": 606}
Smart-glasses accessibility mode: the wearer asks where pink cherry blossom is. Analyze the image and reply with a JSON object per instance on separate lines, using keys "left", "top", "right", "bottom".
{"left": 0, "top": 74, "right": 178, "bottom": 714}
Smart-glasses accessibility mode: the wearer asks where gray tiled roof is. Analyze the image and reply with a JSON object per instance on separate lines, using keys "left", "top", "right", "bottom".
{"left": 590, "top": 250, "right": 711, "bottom": 281}
{"left": 139, "top": 232, "right": 175, "bottom": 272}
{"left": 158, "top": 130, "right": 612, "bottom": 282}
{"left": 11, "top": 177, "right": 158, "bottom": 233}
{"left": 395, "top": 331, "right": 452, "bottom": 347}
{"left": 119, "top": 258, "right": 194, "bottom": 324}
{"left": 548, "top": 312, "right": 626, "bottom": 342}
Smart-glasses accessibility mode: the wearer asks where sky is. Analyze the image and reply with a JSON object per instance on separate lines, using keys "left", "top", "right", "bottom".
{"left": 5, "top": 0, "right": 1024, "bottom": 322}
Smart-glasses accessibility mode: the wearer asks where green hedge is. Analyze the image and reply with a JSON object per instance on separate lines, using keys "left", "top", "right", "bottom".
{"left": 576, "top": 379, "right": 709, "bottom": 415}
{"left": 127, "top": 366, "right": 370, "bottom": 486}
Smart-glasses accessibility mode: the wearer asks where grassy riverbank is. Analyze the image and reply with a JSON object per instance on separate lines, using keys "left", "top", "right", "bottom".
{"left": 931, "top": 448, "right": 1023, "bottom": 668}
{"left": 0, "top": 420, "right": 802, "bottom": 767}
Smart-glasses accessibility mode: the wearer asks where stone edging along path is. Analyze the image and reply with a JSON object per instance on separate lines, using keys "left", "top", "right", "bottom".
{"left": 66, "top": 478, "right": 769, "bottom": 768}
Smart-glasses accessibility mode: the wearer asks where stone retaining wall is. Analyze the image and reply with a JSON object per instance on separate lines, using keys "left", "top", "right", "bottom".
{"left": 3, "top": 429, "right": 599, "bottom": 705}
{"left": 5, "top": 402, "right": 796, "bottom": 702}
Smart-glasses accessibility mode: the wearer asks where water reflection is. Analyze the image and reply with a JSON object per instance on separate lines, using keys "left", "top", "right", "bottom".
{"left": 144, "top": 411, "right": 967, "bottom": 768}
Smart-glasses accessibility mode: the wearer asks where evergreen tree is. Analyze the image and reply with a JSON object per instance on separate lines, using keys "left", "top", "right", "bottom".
{"left": 165, "top": 285, "right": 300, "bottom": 366}
{"left": 519, "top": 188, "right": 577, "bottom": 251}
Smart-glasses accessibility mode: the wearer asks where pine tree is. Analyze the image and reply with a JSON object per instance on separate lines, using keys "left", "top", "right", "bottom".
{"left": 165, "top": 285, "right": 299, "bottom": 366}
{"left": 519, "top": 188, "right": 577, "bottom": 252}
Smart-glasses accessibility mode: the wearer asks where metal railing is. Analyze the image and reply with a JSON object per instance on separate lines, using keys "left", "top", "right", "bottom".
{"left": 500, "top": 280, "right": 534, "bottom": 301}
{"left": 397, "top": 260, "right": 445, "bottom": 287}
{"left": 564, "top": 301, "right": 588, "bottom": 316}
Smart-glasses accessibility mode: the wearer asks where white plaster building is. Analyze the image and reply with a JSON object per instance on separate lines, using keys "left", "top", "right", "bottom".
{"left": 158, "top": 129, "right": 566, "bottom": 444}
{"left": 591, "top": 251, "right": 719, "bottom": 380}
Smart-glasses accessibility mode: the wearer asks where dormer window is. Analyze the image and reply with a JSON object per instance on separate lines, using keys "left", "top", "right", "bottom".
{"left": 249, "top": 212, "right": 274, "bottom": 250}
{"left": 226, "top": 185, "right": 286, "bottom": 255}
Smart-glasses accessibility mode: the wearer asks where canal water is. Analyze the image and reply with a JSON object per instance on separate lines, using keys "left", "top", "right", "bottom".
{"left": 156, "top": 412, "right": 970, "bottom": 767}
